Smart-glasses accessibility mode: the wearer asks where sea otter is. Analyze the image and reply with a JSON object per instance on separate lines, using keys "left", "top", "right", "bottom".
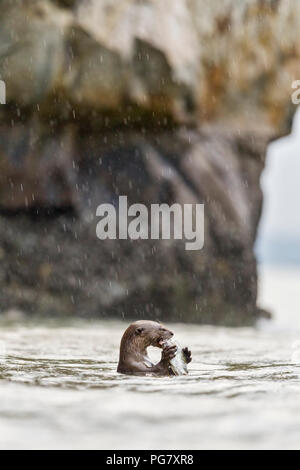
{"left": 117, "top": 320, "right": 192, "bottom": 376}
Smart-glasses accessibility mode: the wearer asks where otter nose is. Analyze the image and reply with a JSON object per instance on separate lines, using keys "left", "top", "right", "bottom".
{"left": 161, "top": 327, "right": 173, "bottom": 336}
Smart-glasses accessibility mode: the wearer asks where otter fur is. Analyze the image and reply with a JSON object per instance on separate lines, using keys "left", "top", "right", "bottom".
{"left": 117, "top": 320, "right": 192, "bottom": 376}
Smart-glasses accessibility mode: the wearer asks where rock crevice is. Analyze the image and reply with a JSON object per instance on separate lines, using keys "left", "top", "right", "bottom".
{"left": 0, "top": 0, "right": 298, "bottom": 323}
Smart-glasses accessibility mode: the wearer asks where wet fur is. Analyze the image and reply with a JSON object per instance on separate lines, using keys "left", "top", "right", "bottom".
{"left": 117, "top": 320, "right": 191, "bottom": 376}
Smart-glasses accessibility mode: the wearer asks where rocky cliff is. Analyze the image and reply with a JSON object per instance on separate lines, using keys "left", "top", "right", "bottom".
{"left": 0, "top": 0, "right": 299, "bottom": 324}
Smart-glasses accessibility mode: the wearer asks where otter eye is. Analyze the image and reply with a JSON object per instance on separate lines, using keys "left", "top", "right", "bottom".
{"left": 135, "top": 327, "right": 144, "bottom": 335}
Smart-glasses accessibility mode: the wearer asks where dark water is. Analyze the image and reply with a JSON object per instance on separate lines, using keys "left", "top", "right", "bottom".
{"left": 0, "top": 266, "right": 300, "bottom": 449}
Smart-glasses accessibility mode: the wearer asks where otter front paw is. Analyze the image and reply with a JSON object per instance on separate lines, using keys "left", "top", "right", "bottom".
{"left": 183, "top": 347, "right": 192, "bottom": 363}
{"left": 162, "top": 344, "right": 177, "bottom": 362}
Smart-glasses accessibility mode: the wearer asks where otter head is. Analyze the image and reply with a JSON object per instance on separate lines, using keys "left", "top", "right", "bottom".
{"left": 132, "top": 320, "right": 173, "bottom": 349}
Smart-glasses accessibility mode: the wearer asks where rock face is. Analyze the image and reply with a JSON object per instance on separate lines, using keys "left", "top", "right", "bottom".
{"left": 0, "top": 0, "right": 299, "bottom": 324}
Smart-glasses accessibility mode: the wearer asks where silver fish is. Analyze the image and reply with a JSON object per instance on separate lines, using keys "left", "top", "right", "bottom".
{"left": 164, "top": 338, "right": 188, "bottom": 376}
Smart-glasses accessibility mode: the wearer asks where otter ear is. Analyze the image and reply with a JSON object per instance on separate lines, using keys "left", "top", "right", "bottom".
{"left": 135, "top": 327, "right": 144, "bottom": 335}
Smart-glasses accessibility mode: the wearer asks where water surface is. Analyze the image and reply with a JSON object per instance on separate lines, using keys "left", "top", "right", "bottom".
{"left": 0, "top": 265, "right": 300, "bottom": 449}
